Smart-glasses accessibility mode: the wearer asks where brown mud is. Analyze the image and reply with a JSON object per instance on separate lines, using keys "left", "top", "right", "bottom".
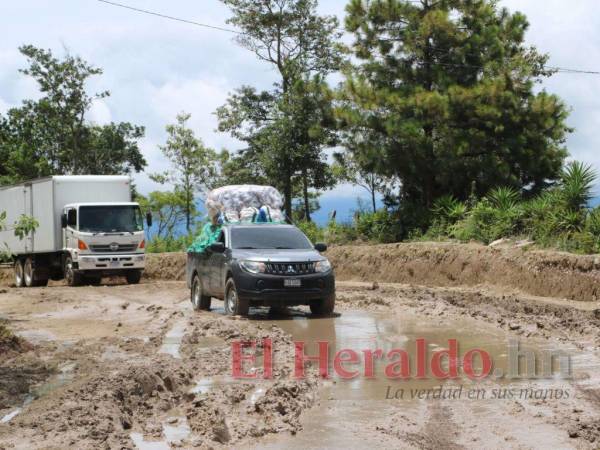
{"left": 0, "top": 243, "right": 599, "bottom": 448}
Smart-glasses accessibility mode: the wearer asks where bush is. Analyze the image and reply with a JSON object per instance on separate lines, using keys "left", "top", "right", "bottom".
{"left": 420, "top": 161, "right": 600, "bottom": 253}
{"left": 355, "top": 210, "right": 402, "bottom": 243}
{"left": 146, "top": 234, "right": 195, "bottom": 253}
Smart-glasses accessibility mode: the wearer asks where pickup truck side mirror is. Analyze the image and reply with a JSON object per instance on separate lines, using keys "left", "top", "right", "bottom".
{"left": 209, "top": 242, "right": 226, "bottom": 253}
{"left": 314, "top": 243, "right": 328, "bottom": 252}
{"left": 61, "top": 214, "right": 67, "bottom": 229}
{"left": 146, "top": 212, "right": 153, "bottom": 228}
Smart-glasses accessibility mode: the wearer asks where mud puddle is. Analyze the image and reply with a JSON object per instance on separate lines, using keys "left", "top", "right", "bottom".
{"left": 130, "top": 416, "right": 191, "bottom": 450}
{"left": 1, "top": 362, "right": 76, "bottom": 424}
{"left": 244, "top": 307, "right": 575, "bottom": 449}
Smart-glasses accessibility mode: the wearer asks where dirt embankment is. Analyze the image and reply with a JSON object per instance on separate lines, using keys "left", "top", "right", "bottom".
{"left": 142, "top": 243, "right": 600, "bottom": 302}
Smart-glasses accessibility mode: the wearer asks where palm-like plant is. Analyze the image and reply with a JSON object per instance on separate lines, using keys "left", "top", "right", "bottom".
{"left": 487, "top": 187, "right": 520, "bottom": 211}
{"left": 432, "top": 195, "right": 467, "bottom": 223}
{"left": 561, "top": 161, "right": 597, "bottom": 211}
{"left": 585, "top": 207, "right": 600, "bottom": 236}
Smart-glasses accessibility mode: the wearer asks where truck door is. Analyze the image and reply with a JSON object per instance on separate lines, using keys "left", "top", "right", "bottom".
{"left": 209, "top": 230, "right": 227, "bottom": 296}
{"left": 64, "top": 208, "right": 78, "bottom": 250}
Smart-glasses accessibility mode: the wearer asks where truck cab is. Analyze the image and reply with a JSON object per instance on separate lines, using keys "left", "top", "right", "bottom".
{"left": 61, "top": 202, "right": 150, "bottom": 286}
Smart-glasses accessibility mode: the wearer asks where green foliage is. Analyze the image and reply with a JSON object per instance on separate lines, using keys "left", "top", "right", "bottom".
{"left": 217, "top": 0, "right": 342, "bottom": 219}
{"left": 354, "top": 210, "right": 401, "bottom": 243}
{"left": 13, "top": 215, "right": 39, "bottom": 240}
{"left": 151, "top": 113, "right": 219, "bottom": 232}
{"left": 0, "top": 211, "right": 39, "bottom": 261}
{"left": 560, "top": 161, "right": 597, "bottom": 211}
{"left": 137, "top": 190, "right": 191, "bottom": 240}
{"left": 296, "top": 220, "right": 324, "bottom": 244}
{"left": 332, "top": 151, "right": 395, "bottom": 214}
{"left": 421, "top": 161, "right": 600, "bottom": 253}
{"left": 339, "top": 0, "right": 570, "bottom": 212}
{"left": 0, "top": 45, "right": 146, "bottom": 184}
{"left": 145, "top": 234, "right": 196, "bottom": 254}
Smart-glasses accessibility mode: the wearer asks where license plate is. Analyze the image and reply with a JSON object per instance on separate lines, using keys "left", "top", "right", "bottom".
{"left": 110, "top": 260, "right": 120, "bottom": 268}
{"left": 284, "top": 279, "right": 301, "bottom": 288}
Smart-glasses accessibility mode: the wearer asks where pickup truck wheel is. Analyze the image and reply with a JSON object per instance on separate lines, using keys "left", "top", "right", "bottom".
{"left": 191, "top": 274, "right": 211, "bottom": 311}
{"left": 125, "top": 270, "right": 142, "bottom": 285}
{"left": 64, "top": 257, "right": 82, "bottom": 287}
{"left": 224, "top": 279, "right": 249, "bottom": 317}
{"left": 310, "top": 294, "right": 336, "bottom": 316}
{"left": 14, "top": 260, "right": 24, "bottom": 288}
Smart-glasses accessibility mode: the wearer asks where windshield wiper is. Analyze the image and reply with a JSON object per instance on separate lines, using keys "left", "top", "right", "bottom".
{"left": 275, "top": 246, "right": 293, "bottom": 249}
{"left": 237, "top": 246, "right": 258, "bottom": 249}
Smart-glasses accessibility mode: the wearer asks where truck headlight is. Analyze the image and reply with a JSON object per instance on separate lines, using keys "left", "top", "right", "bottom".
{"left": 315, "top": 259, "right": 332, "bottom": 273}
{"left": 239, "top": 260, "right": 266, "bottom": 274}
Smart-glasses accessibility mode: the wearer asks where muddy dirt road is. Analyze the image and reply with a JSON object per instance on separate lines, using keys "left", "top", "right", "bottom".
{"left": 1, "top": 258, "right": 600, "bottom": 448}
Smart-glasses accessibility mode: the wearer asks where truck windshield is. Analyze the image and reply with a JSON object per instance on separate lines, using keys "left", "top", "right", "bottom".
{"left": 79, "top": 206, "right": 144, "bottom": 233}
{"left": 231, "top": 227, "right": 313, "bottom": 250}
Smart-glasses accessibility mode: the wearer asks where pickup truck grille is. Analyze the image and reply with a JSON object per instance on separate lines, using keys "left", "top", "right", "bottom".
{"left": 265, "top": 262, "right": 316, "bottom": 275}
{"left": 89, "top": 244, "right": 138, "bottom": 253}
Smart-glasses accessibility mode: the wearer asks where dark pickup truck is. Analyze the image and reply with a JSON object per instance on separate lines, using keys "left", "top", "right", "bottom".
{"left": 186, "top": 224, "right": 335, "bottom": 316}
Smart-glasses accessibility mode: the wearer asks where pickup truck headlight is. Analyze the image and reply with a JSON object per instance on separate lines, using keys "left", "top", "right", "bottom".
{"left": 315, "top": 259, "right": 332, "bottom": 273}
{"left": 239, "top": 260, "right": 266, "bottom": 274}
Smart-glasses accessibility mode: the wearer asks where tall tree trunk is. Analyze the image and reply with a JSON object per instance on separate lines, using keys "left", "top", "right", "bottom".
{"left": 369, "top": 174, "right": 377, "bottom": 213}
{"left": 371, "top": 189, "right": 377, "bottom": 214}
{"left": 303, "top": 170, "right": 311, "bottom": 222}
{"left": 186, "top": 188, "right": 191, "bottom": 233}
{"left": 284, "top": 180, "right": 293, "bottom": 224}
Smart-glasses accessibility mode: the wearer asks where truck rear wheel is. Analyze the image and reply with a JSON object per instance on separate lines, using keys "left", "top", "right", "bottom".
{"left": 24, "top": 257, "right": 48, "bottom": 287}
{"left": 191, "top": 274, "right": 211, "bottom": 311}
{"left": 310, "top": 294, "right": 336, "bottom": 316}
{"left": 224, "top": 279, "right": 249, "bottom": 317}
{"left": 64, "top": 256, "right": 83, "bottom": 287}
{"left": 125, "top": 270, "right": 142, "bottom": 285}
{"left": 14, "top": 260, "right": 24, "bottom": 288}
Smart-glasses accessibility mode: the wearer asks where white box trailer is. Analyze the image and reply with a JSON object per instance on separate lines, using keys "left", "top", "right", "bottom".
{"left": 0, "top": 176, "right": 150, "bottom": 287}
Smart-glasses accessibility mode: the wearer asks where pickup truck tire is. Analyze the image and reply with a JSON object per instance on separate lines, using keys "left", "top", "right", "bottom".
{"left": 24, "top": 257, "right": 48, "bottom": 287}
{"left": 224, "top": 278, "right": 249, "bottom": 317}
{"left": 14, "top": 260, "right": 24, "bottom": 288}
{"left": 125, "top": 270, "right": 142, "bottom": 285}
{"left": 64, "top": 256, "right": 83, "bottom": 287}
{"left": 310, "top": 294, "right": 336, "bottom": 316}
{"left": 191, "top": 274, "right": 211, "bottom": 311}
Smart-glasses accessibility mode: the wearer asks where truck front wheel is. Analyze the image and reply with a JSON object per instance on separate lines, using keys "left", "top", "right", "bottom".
{"left": 224, "top": 279, "right": 249, "bottom": 317}
{"left": 310, "top": 294, "right": 336, "bottom": 316}
{"left": 125, "top": 270, "right": 142, "bottom": 285}
{"left": 14, "top": 260, "right": 24, "bottom": 288}
{"left": 64, "top": 256, "right": 83, "bottom": 287}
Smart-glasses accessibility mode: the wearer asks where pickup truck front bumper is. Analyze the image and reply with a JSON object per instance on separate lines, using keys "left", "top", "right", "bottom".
{"left": 75, "top": 253, "right": 146, "bottom": 271}
{"left": 235, "top": 270, "right": 335, "bottom": 307}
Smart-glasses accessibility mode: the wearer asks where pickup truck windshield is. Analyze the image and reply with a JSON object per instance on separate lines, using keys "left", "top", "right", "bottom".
{"left": 231, "top": 227, "right": 313, "bottom": 250}
{"left": 79, "top": 206, "right": 144, "bottom": 233}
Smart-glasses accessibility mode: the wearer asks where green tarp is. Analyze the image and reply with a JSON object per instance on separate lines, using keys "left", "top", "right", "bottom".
{"left": 187, "top": 223, "right": 222, "bottom": 253}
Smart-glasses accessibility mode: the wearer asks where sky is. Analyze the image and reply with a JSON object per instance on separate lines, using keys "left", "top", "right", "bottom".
{"left": 1, "top": 0, "right": 600, "bottom": 224}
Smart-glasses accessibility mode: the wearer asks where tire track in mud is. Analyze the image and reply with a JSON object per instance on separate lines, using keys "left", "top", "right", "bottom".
{"left": 2, "top": 276, "right": 600, "bottom": 448}
{"left": 0, "top": 284, "right": 322, "bottom": 449}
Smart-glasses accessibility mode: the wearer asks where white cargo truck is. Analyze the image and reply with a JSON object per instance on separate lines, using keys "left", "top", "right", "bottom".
{"left": 0, "top": 176, "right": 152, "bottom": 287}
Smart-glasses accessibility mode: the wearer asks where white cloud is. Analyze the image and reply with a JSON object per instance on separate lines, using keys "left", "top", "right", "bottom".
{"left": 0, "top": 97, "right": 10, "bottom": 115}
{"left": 88, "top": 99, "right": 112, "bottom": 125}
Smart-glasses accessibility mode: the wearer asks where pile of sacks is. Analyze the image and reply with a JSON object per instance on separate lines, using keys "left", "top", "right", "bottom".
{"left": 206, "top": 185, "right": 285, "bottom": 223}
